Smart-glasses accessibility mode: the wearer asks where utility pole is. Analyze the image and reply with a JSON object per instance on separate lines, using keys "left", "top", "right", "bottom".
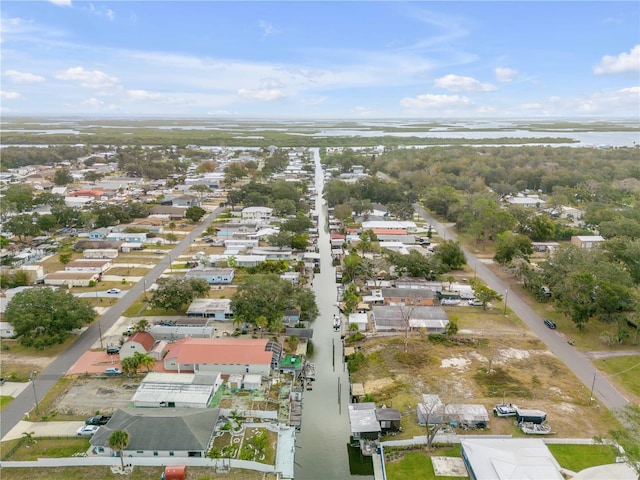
{"left": 30, "top": 371, "right": 40, "bottom": 414}
{"left": 589, "top": 372, "right": 597, "bottom": 405}
{"left": 503, "top": 289, "right": 509, "bottom": 315}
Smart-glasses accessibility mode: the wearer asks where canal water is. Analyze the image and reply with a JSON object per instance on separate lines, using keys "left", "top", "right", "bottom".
{"left": 294, "top": 149, "right": 374, "bottom": 480}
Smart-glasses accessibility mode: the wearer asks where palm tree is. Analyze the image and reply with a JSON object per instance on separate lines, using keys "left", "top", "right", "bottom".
{"left": 132, "top": 351, "right": 155, "bottom": 372}
{"left": 133, "top": 319, "right": 150, "bottom": 333}
{"left": 22, "top": 431, "right": 36, "bottom": 445}
{"left": 109, "top": 430, "right": 130, "bottom": 470}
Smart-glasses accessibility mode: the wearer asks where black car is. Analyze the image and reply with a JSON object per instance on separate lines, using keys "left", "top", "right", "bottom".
{"left": 544, "top": 319, "right": 556, "bottom": 329}
{"left": 85, "top": 415, "right": 111, "bottom": 426}
{"left": 106, "top": 346, "right": 120, "bottom": 355}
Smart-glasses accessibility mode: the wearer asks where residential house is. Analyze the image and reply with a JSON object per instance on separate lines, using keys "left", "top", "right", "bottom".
{"left": 461, "top": 438, "right": 564, "bottom": 480}
{"left": 89, "top": 228, "right": 111, "bottom": 241}
{"left": 83, "top": 248, "right": 119, "bottom": 259}
{"left": 90, "top": 408, "right": 220, "bottom": 458}
{"left": 163, "top": 337, "right": 281, "bottom": 376}
{"left": 282, "top": 310, "right": 301, "bottom": 327}
{"left": 0, "top": 322, "right": 16, "bottom": 338}
{"left": 371, "top": 305, "right": 449, "bottom": 333}
{"left": 381, "top": 288, "right": 436, "bottom": 306}
{"left": 107, "top": 232, "right": 147, "bottom": 243}
{"left": 417, "top": 394, "right": 490, "bottom": 429}
{"left": 347, "top": 403, "right": 381, "bottom": 450}
{"left": 208, "top": 254, "right": 266, "bottom": 268}
{"left": 120, "top": 332, "right": 159, "bottom": 361}
{"left": 251, "top": 246, "right": 293, "bottom": 260}
{"left": 504, "top": 194, "right": 546, "bottom": 208}
{"left": 184, "top": 267, "right": 235, "bottom": 285}
{"left": 571, "top": 235, "right": 605, "bottom": 249}
{"left": 348, "top": 313, "right": 368, "bottom": 332}
{"left": 185, "top": 299, "right": 233, "bottom": 320}
{"left": 393, "top": 278, "right": 443, "bottom": 292}
{"left": 64, "top": 259, "right": 112, "bottom": 274}
{"left": 43, "top": 271, "right": 98, "bottom": 287}
{"left": 170, "top": 194, "right": 198, "bottom": 207}
{"left": 280, "top": 271, "right": 300, "bottom": 285}
{"left": 149, "top": 205, "right": 187, "bottom": 220}
{"left": 361, "top": 220, "right": 418, "bottom": 235}
{"left": 224, "top": 238, "right": 259, "bottom": 249}
{"left": 241, "top": 206, "right": 273, "bottom": 221}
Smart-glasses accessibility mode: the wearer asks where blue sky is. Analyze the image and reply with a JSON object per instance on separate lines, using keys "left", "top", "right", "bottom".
{"left": 1, "top": 1, "right": 639, "bottom": 118}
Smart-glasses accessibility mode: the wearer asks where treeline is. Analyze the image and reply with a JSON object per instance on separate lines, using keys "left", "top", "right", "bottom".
{"left": 1, "top": 146, "right": 88, "bottom": 170}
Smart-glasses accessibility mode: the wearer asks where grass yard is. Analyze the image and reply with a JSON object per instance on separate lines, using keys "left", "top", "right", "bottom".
{"left": 384, "top": 448, "right": 463, "bottom": 480}
{"left": 0, "top": 466, "right": 265, "bottom": 480}
{"left": 0, "top": 396, "right": 13, "bottom": 410}
{"left": 4, "top": 438, "right": 90, "bottom": 461}
{"left": 594, "top": 356, "right": 640, "bottom": 402}
{"left": 547, "top": 444, "right": 618, "bottom": 472}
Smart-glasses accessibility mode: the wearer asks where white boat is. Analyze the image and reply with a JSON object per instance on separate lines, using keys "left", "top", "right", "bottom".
{"left": 333, "top": 314, "right": 341, "bottom": 331}
{"left": 493, "top": 404, "right": 518, "bottom": 417}
{"left": 520, "top": 422, "right": 553, "bottom": 435}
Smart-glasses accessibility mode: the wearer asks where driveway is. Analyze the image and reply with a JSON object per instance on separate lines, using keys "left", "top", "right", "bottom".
{"left": 3, "top": 420, "right": 86, "bottom": 441}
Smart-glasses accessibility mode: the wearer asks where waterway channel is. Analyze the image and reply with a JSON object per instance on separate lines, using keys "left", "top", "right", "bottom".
{"left": 294, "top": 149, "right": 374, "bottom": 480}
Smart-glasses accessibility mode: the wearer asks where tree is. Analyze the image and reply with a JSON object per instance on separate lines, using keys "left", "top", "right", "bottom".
{"left": 231, "top": 274, "right": 296, "bottom": 332}
{"left": 185, "top": 205, "right": 206, "bottom": 222}
{"left": 109, "top": 430, "right": 130, "bottom": 470}
{"left": 5, "top": 214, "right": 40, "bottom": 242}
{"left": 397, "top": 302, "right": 416, "bottom": 353}
{"left": 59, "top": 251, "right": 72, "bottom": 265}
{"left": 609, "top": 404, "right": 640, "bottom": 474}
{"left": 469, "top": 279, "right": 502, "bottom": 310}
{"left": 132, "top": 351, "right": 155, "bottom": 372}
{"left": 494, "top": 232, "right": 533, "bottom": 265}
{"left": 36, "top": 214, "right": 58, "bottom": 234}
{"left": 4, "top": 288, "right": 96, "bottom": 348}
{"left": 189, "top": 184, "right": 212, "bottom": 205}
{"left": 433, "top": 240, "right": 466, "bottom": 270}
{"left": 2, "top": 184, "right": 33, "bottom": 213}
{"left": 342, "top": 283, "right": 360, "bottom": 316}
{"left": 281, "top": 214, "right": 312, "bottom": 235}
{"left": 132, "top": 319, "right": 150, "bottom": 333}
{"left": 387, "top": 201, "right": 415, "bottom": 220}
{"left": 150, "top": 277, "right": 209, "bottom": 312}
{"left": 53, "top": 167, "right": 73, "bottom": 186}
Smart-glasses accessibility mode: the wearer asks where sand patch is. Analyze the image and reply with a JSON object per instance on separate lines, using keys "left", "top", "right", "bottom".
{"left": 440, "top": 357, "right": 471, "bottom": 370}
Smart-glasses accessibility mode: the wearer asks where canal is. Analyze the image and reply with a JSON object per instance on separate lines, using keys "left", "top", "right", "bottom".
{"left": 294, "top": 149, "right": 374, "bottom": 480}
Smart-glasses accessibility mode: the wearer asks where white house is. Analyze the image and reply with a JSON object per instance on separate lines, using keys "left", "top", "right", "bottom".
{"left": 348, "top": 313, "right": 368, "bottom": 332}
{"left": 241, "top": 206, "right": 273, "bottom": 221}
{"left": 0, "top": 321, "right": 16, "bottom": 338}
{"left": 82, "top": 248, "right": 119, "bottom": 259}
{"left": 64, "top": 259, "right": 112, "bottom": 274}
{"left": 571, "top": 235, "right": 605, "bottom": 249}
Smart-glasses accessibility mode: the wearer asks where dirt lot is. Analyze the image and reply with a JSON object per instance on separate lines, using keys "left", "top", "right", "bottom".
{"left": 347, "top": 333, "right": 620, "bottom": 440}
{"left": 52, "top": 376, "right": 142, "bottom": 417}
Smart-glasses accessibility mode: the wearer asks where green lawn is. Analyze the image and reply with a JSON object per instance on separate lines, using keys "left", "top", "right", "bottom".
{"left": 0, "top": 395, "right": 13, "bottom": 410}
{"left": 384, "top": 446, "right": 463, "bottom": 480}
{"left": 594, "top": 356, "right": 640, "bottom": 400}
{"left": 548, "top": 444, "right": 617, "bottom": 472}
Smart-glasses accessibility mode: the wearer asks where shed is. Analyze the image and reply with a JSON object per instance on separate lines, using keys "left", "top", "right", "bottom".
{"left": 163, "top": 465, "right": 187, "bottom": 480}
{"left": 243, "top": 374, "right": 262, "bottom": 391}
{"left": 228, "top": 374, "right": 243, "bottom": 389}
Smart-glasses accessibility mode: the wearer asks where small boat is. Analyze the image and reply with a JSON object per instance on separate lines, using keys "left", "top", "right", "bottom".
{"left": 304, "top": 362, "right": 315, "bottom": 381}
{"left": 333, "top": 314, "right": 341, "bottom": 331}
{"left": 493, "top": 404, "right": 518, "bottom": 417}
{"left": 520, "top": 422, "right": 553, "bottom": 435}
{"left": 306, "top": 381, "right": 313, "bottom": 391}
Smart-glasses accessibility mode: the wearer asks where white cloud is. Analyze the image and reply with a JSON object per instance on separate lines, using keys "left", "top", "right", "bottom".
{"left": 237, "top": 88, "right": 287, "bottom": 101}
{"left": 82, "top": 98, "right": 104, "bottom": 107}
{"left": 259, "top": 20, "right": 279, "bottom": 37}
{"left": 4, "top": 70, "right": 46, "bottom": 84}
{"left": 56, "top": 66, "right": 119, "bottom": 88}
{"left": 594, "top": 45, "right": 640, "bottom": 74}
{"left": 84, "top": 4, "right": 115, "bottom": 21}
{"left": 126, "top": 89, "right": 164, "bottom": 101}
{"left": 400, "top": 93, "right": 471, "bottom": 109}
{"left": 48, "top": 0, "right": 72, "bottom": 6}
{"left": 434, "top": 74, "right": 496, "bottom": 92}
{"left": 1, "top": 91, "right": 22, "bottom": 99}
{"left": 495, "top": 67, "right": 518, "bottom": 83}
{"left": 520, "top": 102, "right": 543, "bottom": 110}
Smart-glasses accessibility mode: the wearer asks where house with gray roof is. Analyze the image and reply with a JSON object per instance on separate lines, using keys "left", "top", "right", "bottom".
{"left": 371, "top": 305, "right": 449, "bottom": 333}
{"left": 90, "top": 407, "right": 219, "bottom": 458}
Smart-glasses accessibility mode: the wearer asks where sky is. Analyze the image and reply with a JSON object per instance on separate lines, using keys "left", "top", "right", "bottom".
{"left": 1, "top": 1, "right": 639, "bottom": 119}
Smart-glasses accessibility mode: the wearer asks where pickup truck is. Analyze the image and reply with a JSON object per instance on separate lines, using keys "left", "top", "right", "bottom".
{"left": 85, "top": 415, "right": 111, "bottom": 426}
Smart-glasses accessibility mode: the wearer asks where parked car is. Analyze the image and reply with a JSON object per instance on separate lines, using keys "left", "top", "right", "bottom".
{"left": 106, "top": 346, "right": 120, "bottom": 355}
{"left": 85, "top": 415, "right": 111, "bottom": 426}
{"left": 468, "top": 299, "right": 484, "bottom": 306}
{"left": 76, "top": 425, "right": 100, "bottom": 436}
{"left": 153, "top": 250, "right": 164, "bottom": 254}
{"left": 441, "top": 298, "right": 461, "bottom": 306}
{"left": 544, "top": 319, "right": 557, "bottom": 329}
{"left": 104, "top": 367, "right": 123, "bottom": 376}
{"left": 106, "top": 288, "right": 121, "bottom": 294}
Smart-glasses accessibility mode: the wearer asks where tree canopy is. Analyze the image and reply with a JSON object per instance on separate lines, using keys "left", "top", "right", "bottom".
{"left": 5, "top": 288, "right": 96, "bottom": 348}
{"left": 150, "top": 277, "right": 210, "bottom": 312}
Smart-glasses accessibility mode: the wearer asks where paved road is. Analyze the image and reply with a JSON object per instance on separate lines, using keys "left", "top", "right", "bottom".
{"left": 0, "top": 207, "right": 224, "bottom": 440}
{"left": 414, "top": 205, "right": 630, "bottom": 412}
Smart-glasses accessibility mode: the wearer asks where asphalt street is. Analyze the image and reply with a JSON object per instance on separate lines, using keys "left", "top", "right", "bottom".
{"left": 414, "top": 204, "right": 630, "bottom": 412}
{"left": 0, "top": 207, "right": 223, "bottom": 440}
